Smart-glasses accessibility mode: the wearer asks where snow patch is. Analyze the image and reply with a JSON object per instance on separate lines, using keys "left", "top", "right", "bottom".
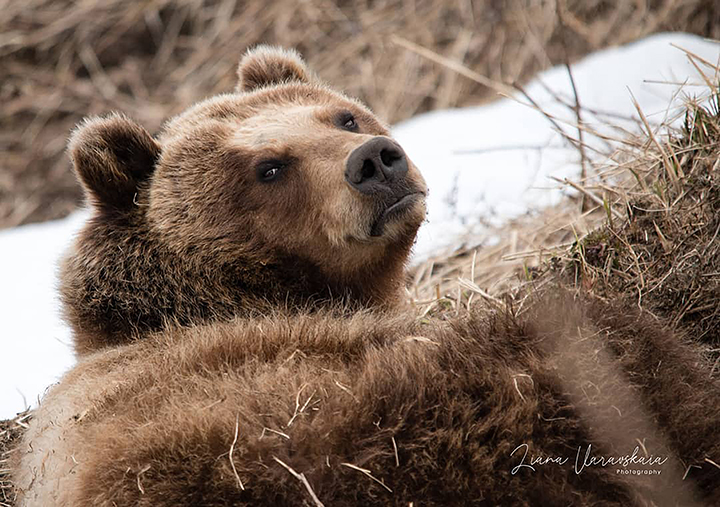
{"left": 393, "top": 33, "right": 720, "bottom": 258}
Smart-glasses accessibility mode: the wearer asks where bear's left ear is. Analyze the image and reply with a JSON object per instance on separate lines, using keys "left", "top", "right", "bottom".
{"left": 236, "top": 45, "right": 313, "bottom": 92}
{"left": 68, "top": 113, "right": 160, "bottom": 211}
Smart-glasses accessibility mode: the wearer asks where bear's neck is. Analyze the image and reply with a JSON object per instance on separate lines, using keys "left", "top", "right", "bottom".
{"left": 60, "top": 213, "right": 409, "bottom": 355}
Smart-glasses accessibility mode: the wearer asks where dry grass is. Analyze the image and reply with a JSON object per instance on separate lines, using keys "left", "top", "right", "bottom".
{"left": 1, "top": 0, "right": 719, "bottom": 228}
{"left": 0, "top": 412, "right": 30, "bottom": 507}
{"left": 407, "top": 45, "right": 720, "bottom": 368}
{"left": 565, "top": 91, "right": 720, "bottom": 349}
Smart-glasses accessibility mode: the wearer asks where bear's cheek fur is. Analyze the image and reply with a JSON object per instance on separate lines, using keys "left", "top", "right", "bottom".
{"left": 147, "top": 123, "right": 271, "bottom": 256}
{"left": 376, "top": 155, "right": 427, "bottom": 244}
{"left": 242, "top": 156, "right": 380, "bottom": 272}
{"left": 232, "top": 127, "right": 386, "bottom": 249}
{"left": 296, "top": 153, "right": 375, "bottom": 245}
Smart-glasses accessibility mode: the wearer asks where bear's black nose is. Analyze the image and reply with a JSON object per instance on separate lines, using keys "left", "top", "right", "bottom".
{"left": 345, "top": 137, "right": 409, "bottom": 194}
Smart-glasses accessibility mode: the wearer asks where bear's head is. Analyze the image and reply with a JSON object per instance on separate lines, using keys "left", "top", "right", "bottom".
{"left": 62, "top": 46, "right": 427, "bottom": 354}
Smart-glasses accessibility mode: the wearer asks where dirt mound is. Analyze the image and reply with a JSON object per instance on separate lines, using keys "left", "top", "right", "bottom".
{"left": 1, "top": 0, "right": 719, "bottom": 228}
{"left": 567, "top": 96, "right": 720, "bottom": 350}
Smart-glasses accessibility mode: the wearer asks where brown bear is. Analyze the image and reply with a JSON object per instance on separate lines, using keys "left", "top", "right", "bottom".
{"left": 60, "top": 46, "right": 427, "bottom": 355}
{"left": 10, "top": 47, "right": 720, "bottom": 506}
{"left": 12, "top": 292, "right": 720, "bottom": 506}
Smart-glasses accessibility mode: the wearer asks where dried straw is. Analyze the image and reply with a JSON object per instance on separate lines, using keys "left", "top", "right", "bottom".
{"left": 1, "top": 0, "right": 718, "bottom": 228}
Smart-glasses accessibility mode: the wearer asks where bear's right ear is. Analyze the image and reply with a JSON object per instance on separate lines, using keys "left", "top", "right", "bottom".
{"left": 236, "top": 45, "right": 313, "bottom": 92}
{"left": 68, "top": 113, "right": 160, "bottom": 211}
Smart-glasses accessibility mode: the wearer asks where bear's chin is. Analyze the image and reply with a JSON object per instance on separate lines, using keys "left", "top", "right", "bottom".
{"left": 369, "top": 192, "right": 426, "bottom": 238}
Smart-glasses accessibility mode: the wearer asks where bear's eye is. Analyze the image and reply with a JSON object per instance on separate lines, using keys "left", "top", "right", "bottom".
{"left": 256, "top": 160, "right": 285, "bottom": 183}
{"left": 262, "top": 167, "right": 279, "bottom": 180}
{"left": 337, "top": 111, "right": 359, "bottom": 132}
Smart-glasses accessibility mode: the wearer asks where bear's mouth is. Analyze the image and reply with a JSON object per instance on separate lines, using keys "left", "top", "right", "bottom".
{"left": 370, "top": 192, "right": 425, "bottom": 237}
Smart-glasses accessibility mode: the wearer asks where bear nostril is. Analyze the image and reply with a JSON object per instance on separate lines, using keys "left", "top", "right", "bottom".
{"left": 380, "top": 148, "right": 400, "bottom": 167}
{"left": 345, "top": 137, "right": 408, "bottom": 194}
{"left": 361, "top": 159, "right": 376, "bottom": 181}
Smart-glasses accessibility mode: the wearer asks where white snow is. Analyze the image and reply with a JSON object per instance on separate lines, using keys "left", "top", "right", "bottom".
{"left": 1, "top": 33, "right": 718, "bottom": 420}
{"left": 394, "top": 32, "right": 720, "bottom": 258}
{"left": 1, "top": 211, "right": 88, "bottom": 418}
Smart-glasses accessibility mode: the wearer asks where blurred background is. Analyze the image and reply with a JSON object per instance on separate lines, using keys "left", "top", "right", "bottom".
{"left": 1, "top": 0, "right": 718, "bottom": 230}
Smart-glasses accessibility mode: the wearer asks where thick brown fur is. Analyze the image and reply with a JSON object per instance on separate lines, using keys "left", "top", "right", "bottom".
{"left": 13, "top": 292, "right": 720, "bottom": 506}
{"left": 61, "top": 46, "right": 427, "bottom": 355}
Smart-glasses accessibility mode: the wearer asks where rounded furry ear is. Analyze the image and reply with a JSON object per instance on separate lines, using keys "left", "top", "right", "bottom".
{"left": 68, "top": 113, "right": 159, "bottom": 211}
{"left": 236, "top": 45, "right": 312, "bottom": 92}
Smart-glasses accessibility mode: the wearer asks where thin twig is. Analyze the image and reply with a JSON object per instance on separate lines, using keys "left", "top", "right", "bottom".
{"left": 549, "top": 176, "right": 624, "bottom": 220}
{"left": 273, "top": 457, "right": 325, "bottom": 507}
{"left": 287, "top": 383, "right": 308, "bottom": 427}
{"left": 456, "top": 278, "right": 505, "bottom": 306}
{"left": 705, "top": 458, "right": 720, "bottom": 470}
{"left": 340, "top": 463, "right": 393, "bottom": 493}
{"left": 565, "top": 62, "right": 590, "bottom": 193}
{"left": 136, "top": 464, "right": 151, "bottom": 495}
{"left": 229, "top": 413, "right": 245, "bottom": 490}
{"left": 392, "top": 436, "right": 400, "bottom": 467}
{"left": 260, "top": 427, "right": 290, "bottom": 440}
{"left": 628, "top": 88, "right": 679, "bottom": 191}
{"left": 390, "top": 35, "right": 513, "bottom": 96}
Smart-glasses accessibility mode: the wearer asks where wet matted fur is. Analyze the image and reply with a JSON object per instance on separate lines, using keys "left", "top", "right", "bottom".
{"left": 12, "top": 291, "right": 720, "bottom": 506}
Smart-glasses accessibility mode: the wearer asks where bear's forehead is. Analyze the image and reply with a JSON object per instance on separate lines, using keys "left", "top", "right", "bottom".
{"left": 232, "top": 105, "right": 331, "bottom": 148}
{"left": 159, "top": 84, "right": 385, "bottom": 144}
